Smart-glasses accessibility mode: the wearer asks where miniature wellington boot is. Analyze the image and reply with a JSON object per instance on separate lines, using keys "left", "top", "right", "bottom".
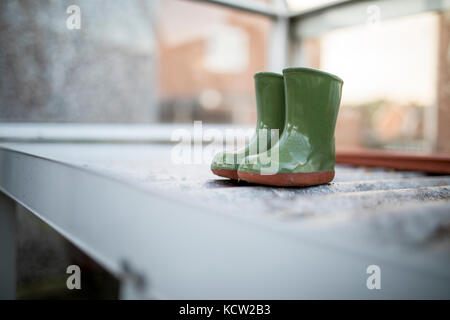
{"left": 211, "top": 72, "right": 285, "bottom": 179}
{"left": 237, "top": 67, "right": 343, "bottom": 187}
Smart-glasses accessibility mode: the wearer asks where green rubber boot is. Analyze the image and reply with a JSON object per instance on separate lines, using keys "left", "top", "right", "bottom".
{"left": 211, "top": 72, "right": 285, "bottom": 179}
{"left": 238, "top": 67, "right": 343, "bottom": 186}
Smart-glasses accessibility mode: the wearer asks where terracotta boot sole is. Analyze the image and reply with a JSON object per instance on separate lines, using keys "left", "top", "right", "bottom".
{"left": 211, "top": 169, "right": 239, "bottom": 180}
{"left": 237, "top": 171, "right": 334, "bottom": 187}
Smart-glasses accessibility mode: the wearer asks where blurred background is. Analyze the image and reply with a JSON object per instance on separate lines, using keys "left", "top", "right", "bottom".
{"left": 1, "top": 0, "right": 450, "bottom": 299}
{"left": 1, "top": 0, "right": 449, "bottom": 153}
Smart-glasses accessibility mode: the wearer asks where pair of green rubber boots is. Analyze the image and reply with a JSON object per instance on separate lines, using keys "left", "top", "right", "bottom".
{"left": 211, "top": 67, "right": 343, "bottom": 187}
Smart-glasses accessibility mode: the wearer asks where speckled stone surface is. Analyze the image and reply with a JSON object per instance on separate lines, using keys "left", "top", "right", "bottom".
{"left": 3, "top": 142, "right": 450, "bottom": 252}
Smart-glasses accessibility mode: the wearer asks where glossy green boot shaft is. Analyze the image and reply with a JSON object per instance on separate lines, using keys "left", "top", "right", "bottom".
{"left": 254, "top": 72, "right": 285, "bottom": 135}
{"left": 281, "top": 67, "right": 343, "bottom": 173}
